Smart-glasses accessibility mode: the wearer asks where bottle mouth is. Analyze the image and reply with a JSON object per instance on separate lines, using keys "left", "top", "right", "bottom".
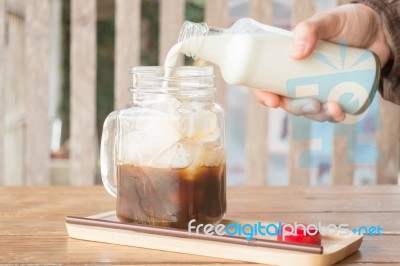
{"left": 130, "top": 66, "right": 215, "bottom": 94}
{"left": 178, "top": 21, "right": 222, "bottom": 58}
{"left": 178, "top": 21, "right": 209, "bottom": 44}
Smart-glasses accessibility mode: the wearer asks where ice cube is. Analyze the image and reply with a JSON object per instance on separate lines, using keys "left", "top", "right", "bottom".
{"left": 149, "top": 143, "right": 178, "bottom": 168}
{"left": 151, "top": 141, "right": 193, "bottom": 169}
{"left": 179, "top": 140, "right": 203, "bottom": 179}
{"left": 121, "top": 110, "right": 180, "bottom": 164}
{"left": 148, "top": 97, "right": 180, "bottom": 115}
{"left": 137, "top": 110, "right": 179, "bottom": 148}
{"left": 171, "top": 142, "right": 192, "bottom": 169}
{"left": 181, "top": 109, "right": 217, "bottom": 140}
{"left": 135, "top": 109, "right": 177, "bottom": 131}
{"left": 151, "top": 139, "right": 206, "bottom": 170}
{"left": 200, "top": 127, "right": 221, "bottom": 142}
{"left": 201, "top": 141, "right": 225, "bottom": 167}
{"left": 120, "top": 131, "right": 144, "bottom": 164}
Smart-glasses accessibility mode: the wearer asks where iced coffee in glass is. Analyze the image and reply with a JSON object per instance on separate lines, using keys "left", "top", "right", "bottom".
{"left": 100, "top": 66, "right": 226, "bottom": 229}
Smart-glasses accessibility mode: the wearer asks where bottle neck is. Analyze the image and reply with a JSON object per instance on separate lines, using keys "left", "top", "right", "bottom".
{"left": 178, "top": 21, "right": 223, "bottom": 59}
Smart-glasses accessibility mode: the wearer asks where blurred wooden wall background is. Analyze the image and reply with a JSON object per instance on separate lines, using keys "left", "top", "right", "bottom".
{"left": 0, "top": 0, "right": 399, "bottom": 186}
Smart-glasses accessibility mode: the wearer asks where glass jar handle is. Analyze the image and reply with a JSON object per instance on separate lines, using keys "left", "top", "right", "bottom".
{"left": 100, "top": 111, "right": 119, "bottom": 197}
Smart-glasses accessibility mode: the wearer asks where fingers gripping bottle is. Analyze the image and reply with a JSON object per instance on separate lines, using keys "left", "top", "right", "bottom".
{"left": 169, "top": 18, "right": 380, "bottom": 115}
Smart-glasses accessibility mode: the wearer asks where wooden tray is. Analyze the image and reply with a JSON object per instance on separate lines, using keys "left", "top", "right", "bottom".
{"left": 66, "top": 211, "right": 362, "bottom": 266}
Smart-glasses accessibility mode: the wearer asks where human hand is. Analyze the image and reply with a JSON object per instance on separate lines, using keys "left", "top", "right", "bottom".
{"left": 254, "top": 3, "right": 393, "bottom": 122}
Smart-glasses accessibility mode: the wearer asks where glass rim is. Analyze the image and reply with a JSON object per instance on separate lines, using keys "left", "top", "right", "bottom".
{"left": 130, "top": 65, "right": 214, "bottom": 75}
{"left": 130, "top": 66, "right": 215, "bottom": 93}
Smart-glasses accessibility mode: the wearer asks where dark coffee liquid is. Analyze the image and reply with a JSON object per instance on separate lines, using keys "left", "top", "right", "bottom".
{"left": 116, "top": 163, "right": 226, "bottom": 229}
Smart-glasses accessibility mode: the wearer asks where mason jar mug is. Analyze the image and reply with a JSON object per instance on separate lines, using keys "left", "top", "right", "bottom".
{"left": 100, "top": 66, "right": 226, "bottom": 229}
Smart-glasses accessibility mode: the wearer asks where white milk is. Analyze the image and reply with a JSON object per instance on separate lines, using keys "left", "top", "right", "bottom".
{"left": 165, "top": 19, "right": 380, "bottom": 114}
{"left": 165, "top": 42, "right": 182, "bottom": 69}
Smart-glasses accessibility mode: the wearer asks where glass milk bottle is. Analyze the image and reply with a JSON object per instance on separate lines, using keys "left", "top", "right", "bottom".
{"left": 170, "top": 18, "right": 380, "bottom": 114}
{"left": 100, "top": 66, "right": 226, "bottom": 229}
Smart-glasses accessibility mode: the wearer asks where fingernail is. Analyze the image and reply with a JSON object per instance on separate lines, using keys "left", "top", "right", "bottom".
{"left": 322, "top": 104, "right": 331, "bottom": 116}
{"left": 302, "top": 103, "right": 317, "bottom": 113}
{"left": 325, "top": 109, "right": 331, "bottom": 116}
{"left": 291, "top": 41, "right": 306, "bottom": 54}
{"left": 264, "top": 98, "right": 272, "bottom": 107}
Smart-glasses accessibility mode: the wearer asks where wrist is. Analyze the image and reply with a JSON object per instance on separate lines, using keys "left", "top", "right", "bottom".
{"left": 354, "top": 0, "right": 399, "bottom": 79}
{"left": 360, "top": 3, "right": 393, "bottom": 66}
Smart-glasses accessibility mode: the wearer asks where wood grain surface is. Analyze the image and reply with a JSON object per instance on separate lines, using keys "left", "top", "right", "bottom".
{"left": 158, "top": 0, "right": 185, "bottom": 66}
{"left": 0, "top": 185, "right": 399, "bottom": 265}
{"left": 205, "top": 0, "right": 228, "bottom": 109}
{"left": 0, "top": 0, "right": 5, "bottom": 183}
{"left": 376, "top": 96, "right": 400, "bottom": 184}
{"left": 25, "top": 0, "right": 51, "bottom": 185}
{"left": 244, "top": 0, "right": 273, "bottom": 185}
{"left": 114, "top": 0, "right": 141, "bottom": 110}
{"left": 288, "top": 0, "right": 315, "bottom": 185}
{"left": 70, "top": 0, "right": 97, "bottom": 185}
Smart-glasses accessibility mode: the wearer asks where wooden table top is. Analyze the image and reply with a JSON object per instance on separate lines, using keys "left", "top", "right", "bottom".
{"left": 1, "top": 185, "right": 399, "bottom": 265}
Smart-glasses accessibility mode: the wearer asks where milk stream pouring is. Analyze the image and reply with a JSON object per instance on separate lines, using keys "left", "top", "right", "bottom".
{"left": 165, "top": 18, "right": 380, "bottom": 115}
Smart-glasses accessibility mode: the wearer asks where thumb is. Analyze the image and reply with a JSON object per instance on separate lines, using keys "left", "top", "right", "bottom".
{"left": 290, "top": 12, "right": 340, "bottom": 59}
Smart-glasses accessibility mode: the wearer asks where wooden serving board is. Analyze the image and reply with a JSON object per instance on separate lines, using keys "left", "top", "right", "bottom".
{"left": 66, "top": 211, "right": 362, "bottom": 266}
